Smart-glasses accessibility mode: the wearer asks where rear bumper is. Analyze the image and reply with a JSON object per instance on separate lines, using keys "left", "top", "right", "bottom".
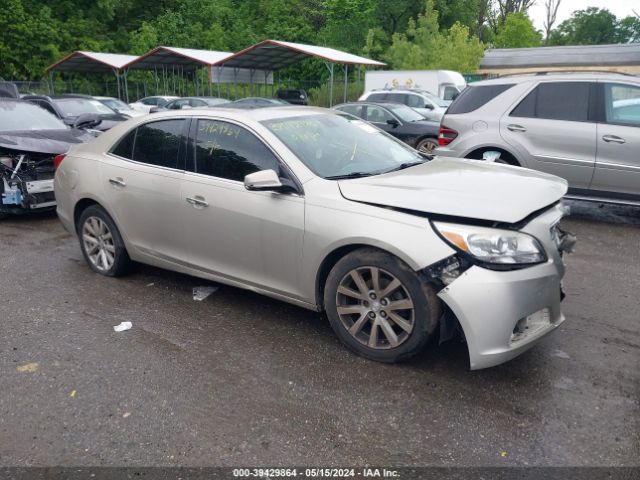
{"left": 439, "top": 262, "right": 565, "bottom": 370}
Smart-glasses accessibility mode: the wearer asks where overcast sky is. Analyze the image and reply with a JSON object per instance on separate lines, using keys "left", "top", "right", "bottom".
{"left": 528, "top": 0, "right": 639, "bottom": 31}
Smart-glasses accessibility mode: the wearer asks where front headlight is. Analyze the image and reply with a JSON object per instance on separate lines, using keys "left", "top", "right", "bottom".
{"left": 432, "top": 221, "right": 546, "bottom": 266}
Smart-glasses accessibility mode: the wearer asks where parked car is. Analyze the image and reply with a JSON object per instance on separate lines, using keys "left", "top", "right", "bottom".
{"left": 0, "top": 99, "right": 94, "bottom": 218}
{"left": 276, "top": 89, "right": 308, "bottom": 105}
{"left": 150, "top": 96, "right": 230, "bottom": 113}
{"left": 129, "top": 96, "right": 179, "bottom": 113}
{"left": 358, "top": 88, "right": 449, "bottom": 122}
{"left": 55, "top": 107, "right": 575, "bottom": 370}
{"left": 364, "top": 70, "right": 466, "bottom": 103}
{"left": 23, "top": 94, "right": 129, "bottom": 131}
{"left": 435, "top": 72, "right": 640, "bottom": 205}
{"left": 95, "top": 96, "right": 147, "bottom": 118}
{"left": 226, "top": 97, "right": 289, "bottom": 109}
{"left": 333, "top": 102, "right": 440, "bottom": 154}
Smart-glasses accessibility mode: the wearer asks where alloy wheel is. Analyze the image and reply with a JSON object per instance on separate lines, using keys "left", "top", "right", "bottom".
{"left": 82, "top": 216, "right": 116, "bottom": 272}
{"left": 336, "top": 266, "right": 415, "bottom": 349}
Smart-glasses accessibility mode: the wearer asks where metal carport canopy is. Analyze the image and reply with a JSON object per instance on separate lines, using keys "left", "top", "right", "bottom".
{"left": 211, "top": 39, "right": 385, "bottom": 106}
{"left": 123, "top": 46, "right": 233, "bottom": 70}
{"left": 212, "top": 39, "right": 386, "bottom": 70}
{"left": 46, "top": 51, "right": 138, "bottom": 73}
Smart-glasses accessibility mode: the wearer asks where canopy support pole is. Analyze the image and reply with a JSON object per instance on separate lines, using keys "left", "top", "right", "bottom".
{"left": 48, "top": 71, "right": 55, "bottom": 95}
{"left": 123, "top": 69, "right": 129, "bottom": 103}
{"left": 324, "top": 62, "right": 335, "bottom": 107}
{"left": 343, "top": 64, "right": 348, "bottom": 103}
{"left": 113, "top": 68, "right": 121, "bottom": 100}
{"left": 216, "top": 67, "right": 222, "bottom": 97}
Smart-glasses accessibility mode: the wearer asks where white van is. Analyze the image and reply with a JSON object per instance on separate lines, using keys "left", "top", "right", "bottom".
{"left": 364, "top": 70, "right": 466, "bottom": 102}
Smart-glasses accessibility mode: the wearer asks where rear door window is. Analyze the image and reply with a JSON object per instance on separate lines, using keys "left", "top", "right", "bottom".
{"left": 510, "top": 82, "right": 591, "bottom": 122}
{"left": 447, "top": 84, "right": 514, "bottom": 114}
{"left": 132, "top": 119, "right": 186, "bottom": 168}
{"left": 191, "top": 119, "right": 281, "bottom": 182}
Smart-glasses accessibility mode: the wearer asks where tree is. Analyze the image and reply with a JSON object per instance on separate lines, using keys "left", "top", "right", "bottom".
{"left": 543, "top": 0, "right": 561, "bottom": 44}
{"left": 493, "top": 12, "right": 541, "bottom": 48}
{"left": 617, "top": 16, "right": 640, "bottom": 43}
{"left": 385, "top": 0, "right": 484, "bottom": 72}
{"left": 550, "top": 7, "right": 619, "bottom": 45}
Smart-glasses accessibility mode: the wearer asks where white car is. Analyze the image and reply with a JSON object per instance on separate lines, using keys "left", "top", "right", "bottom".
{"left": 358, "top": 89, "right": 449, "bottom": 122}
{"left": 128, "top": 96, "right": 179, "bottom": 113}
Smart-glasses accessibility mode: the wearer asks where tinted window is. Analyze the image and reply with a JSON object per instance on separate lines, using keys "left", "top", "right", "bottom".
{"left": 35, "top": 100, "right": 57, "bottom": 116}
{"left": 336, "top": 105, "right": 364, "bottom": 118}
{"left": 447, "top": 84, "right": 514, "bottom": 114}
{"left": 386, "top": 93, "right": 407, "bottom": 105}
{"left": 365, "top": 105, "right": 395, "bottom": 123}
{"left": 133, "top": 119, "right": 185, "bottom": 168}
{"left": 193, "top": 119, "right": 280, "bottom": 181}
{"left": 111, "top": 129, "right": 136, "bottom": 159}
{"left": 511, "top": 82, "right": 590, "bottom": 122}
{"left": 605, "top": 83, "right": 640, "bottom": 127}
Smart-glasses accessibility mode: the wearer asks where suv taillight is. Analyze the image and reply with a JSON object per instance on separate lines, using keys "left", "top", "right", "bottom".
{"left": 438, "top": 126, "right": 458, "bottom": 146}
{"left": 53, "top": 154, "right": 66, "bottom": 169}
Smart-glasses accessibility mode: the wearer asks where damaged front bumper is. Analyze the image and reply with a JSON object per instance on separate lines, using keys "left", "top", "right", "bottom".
{"left": 1, "top": 153, "right": 56, "bottom": 214}
{"left": 435, "top": 202, "right": 572, "bottom": 370}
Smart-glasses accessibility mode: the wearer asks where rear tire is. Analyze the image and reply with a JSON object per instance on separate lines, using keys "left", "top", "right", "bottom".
{"left": 324, "top": 248, "right": 441, "bottom": 363}
{"left": 77, "top": 205, "right": 131, "bottom": 277}
{"left": 416, "top": 137, "right": 438, "bottom": 155}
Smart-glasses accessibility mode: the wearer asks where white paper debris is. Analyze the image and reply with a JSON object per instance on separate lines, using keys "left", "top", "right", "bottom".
{"left": 193, "top": 286, "right": 219, "bottom": 301}
{"left": 113, "top": 321, "right": 132, "bottom": 332}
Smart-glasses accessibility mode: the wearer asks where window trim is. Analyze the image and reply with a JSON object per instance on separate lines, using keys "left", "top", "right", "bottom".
{"left": 187, "top": 116, "right": 304, "bottom": 195}
{"left": 107, "top": 117, "right": 190, "bottom": 173}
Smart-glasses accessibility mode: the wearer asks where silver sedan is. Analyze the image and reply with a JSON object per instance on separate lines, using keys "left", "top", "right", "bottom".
{"left": 54, "top": 106, "right": 574, "bottom": 369}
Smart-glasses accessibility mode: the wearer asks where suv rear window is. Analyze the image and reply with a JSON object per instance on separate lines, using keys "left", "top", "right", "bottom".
{"left": 447, "top": 84, "right": 514, "bottom": 114}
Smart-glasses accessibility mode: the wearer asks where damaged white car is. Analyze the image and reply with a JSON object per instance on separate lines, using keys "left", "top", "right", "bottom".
{"left": 54, "top": 107, "right": 575, "bottom": 369}
{"left": 0, "top": 98, "right": 96, "bottom": 218}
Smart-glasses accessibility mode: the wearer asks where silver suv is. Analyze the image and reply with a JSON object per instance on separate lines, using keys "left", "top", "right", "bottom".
{"left": 359, "top": 89, "right": 449, "bottom": 122}
{"left": 436, "top": 72, "right": 640, "bottom": 205}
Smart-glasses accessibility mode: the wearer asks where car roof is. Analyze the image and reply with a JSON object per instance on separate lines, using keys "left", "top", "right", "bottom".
{"left": 470, "top": 71, "right": 639, "bottom": 86}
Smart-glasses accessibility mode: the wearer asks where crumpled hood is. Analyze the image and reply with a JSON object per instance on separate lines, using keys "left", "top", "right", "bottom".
{"left": 338, "top": 157, "right": 568, "bottom": 224}
{"left": 0, "top": 129, "right": 95, "bottom": 154}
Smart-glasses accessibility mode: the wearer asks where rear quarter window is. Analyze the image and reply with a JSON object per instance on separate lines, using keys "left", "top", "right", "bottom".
{"left": 447, "top": 84, "right": 514, "bottom": 114}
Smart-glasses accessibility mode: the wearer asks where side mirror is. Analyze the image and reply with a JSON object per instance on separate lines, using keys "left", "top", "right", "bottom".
{"left": 149, "top": 106, "right": 162, "bottom": 113}
{"left": 386, "top": 118, "right": 400, "bottom": 128}
{"left": 73, "top": 113, "right": 102, "bottom": 130}
{"left": 423, "top": 103, "right": 434, "bottom": 110}
{"left": 244, "top": 169, "right": 284, "bottom": 191}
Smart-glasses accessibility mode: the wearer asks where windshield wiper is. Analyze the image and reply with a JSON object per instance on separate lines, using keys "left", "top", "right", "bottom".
{"left": 325, "top": 172, "right": 374, "bottom": 180}
{"left": 384, "top": 159, "right": 427, "bottom": 173}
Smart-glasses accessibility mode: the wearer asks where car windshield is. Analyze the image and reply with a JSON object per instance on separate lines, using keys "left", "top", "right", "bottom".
{"left": 387, "top": 104, "right": 425, "bottom": 122}
{"left": 102, "top": 99, "right": 132, "bottom": 111}
{"left": 262, "top": 113, "right": 422, "bottom": 179}
{"left": 0, "top": 100, "right": 68, "bottom": 131}
{"left": 55, "top": 98, "right": 115, "bottom": 117}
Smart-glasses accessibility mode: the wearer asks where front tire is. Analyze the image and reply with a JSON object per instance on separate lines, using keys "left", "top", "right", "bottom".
{"left": 324, "top": 248, "right": 441, "bottom": 363}
{"left": 77, "top": 205, "right": 131, "bottom": 277}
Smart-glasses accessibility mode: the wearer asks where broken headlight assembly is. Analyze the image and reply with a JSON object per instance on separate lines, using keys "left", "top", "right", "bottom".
{"left": 432, "top": 221, "right": 546, "bottom": 268}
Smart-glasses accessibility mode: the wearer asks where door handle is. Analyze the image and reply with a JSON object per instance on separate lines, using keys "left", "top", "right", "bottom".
{"left": 108, "top": 177, "right": 126, "bottom": 187}
{"left": 507, "top": 124, "right": 527, "bottom": 132}
{"left": 186, "top": 196, "right": 209, "bottom": 208}
{"left": 602, "top": 135, "right": 626, "bottom": 144}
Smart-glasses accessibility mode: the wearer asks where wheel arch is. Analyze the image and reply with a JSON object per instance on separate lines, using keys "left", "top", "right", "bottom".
{"left": 315, "top": 243, "right": 420, "bottom": 310}
{"left": 465, "top": 146, "right": 521, "bottom": 166}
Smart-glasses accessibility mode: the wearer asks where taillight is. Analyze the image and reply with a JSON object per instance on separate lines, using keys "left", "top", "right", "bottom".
{"left": 53, "top": 154, "right": 66, "bottom": 169}
{"left": 438, "top": 126, "right": 458, "bottom": 146}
